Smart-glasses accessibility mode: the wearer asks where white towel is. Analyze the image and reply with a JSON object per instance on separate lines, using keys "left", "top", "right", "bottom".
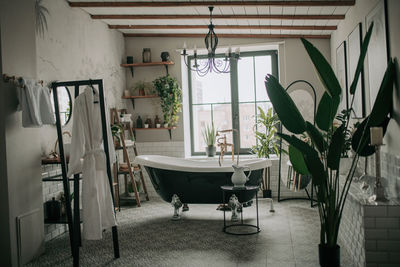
{"left": 16, "top": 78, "right": 55, "bottom": 127}
{"left": 39, "top": 86, "right": 56, "bottom": 125}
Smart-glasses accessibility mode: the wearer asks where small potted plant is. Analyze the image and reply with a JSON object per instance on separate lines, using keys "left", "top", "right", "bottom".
{"left": 133, "top": 80, "right": 146, "bottom": 96}
{"left": 111, "top": 123, "right": 123, "bottom": 147}
{"left": 251, "top": 107, "right": 284, "bottom": 198}
{"left": 202, "top": 122, "right": 216, "bottom": 157}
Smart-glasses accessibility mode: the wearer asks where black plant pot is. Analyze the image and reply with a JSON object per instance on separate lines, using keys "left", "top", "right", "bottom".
{"left": 319, "top": 244, "right": 340, "bottom": 267}
{"left": 205, "top": 145, "right": 216, "bottom": 157}
{"left": 262, "top": 189, "right": 272, "bottom": 198}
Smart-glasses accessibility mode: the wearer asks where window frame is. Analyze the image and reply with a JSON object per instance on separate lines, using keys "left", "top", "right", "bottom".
{"left": 188, "top": 50, "right": 279, "bottom": 156}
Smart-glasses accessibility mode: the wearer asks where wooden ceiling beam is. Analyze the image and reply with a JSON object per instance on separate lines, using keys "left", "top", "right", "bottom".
{"left": 123, "top": 33, "right": 330, "bottom": 39}
{"left": 109, "top": 24, "right": 337, "bottom": 30}
{"left": 93, "top": 14, "right": 345, "bottom": 20}
{"left": 70, "top": 1, "right": 355, "bottom": 8}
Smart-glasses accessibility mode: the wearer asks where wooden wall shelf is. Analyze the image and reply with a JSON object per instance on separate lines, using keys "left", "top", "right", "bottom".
{"left": 121, "top": 61, "right": 174, "bottom": 68}
{"left": 121, "top": 61, "right": 174, "bottom": 78}
{"left": 122, "top": 94, "right": 158, "bottom": 108}
{"left": 41, "top": 156, "right": 69, "bottom": 165}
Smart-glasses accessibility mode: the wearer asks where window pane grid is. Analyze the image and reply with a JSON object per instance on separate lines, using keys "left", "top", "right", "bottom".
{"left": 189, "top": 50, "right": 277, "bottom": 155}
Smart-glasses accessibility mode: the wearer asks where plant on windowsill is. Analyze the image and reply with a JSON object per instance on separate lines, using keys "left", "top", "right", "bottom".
{"left": 202, "top": 122, "right": 217, "bottom": 157}
{"left": 153, "top": 75, "right": 182, "bottom": 127}
{"left": 251, "top": 106, "right": 285, "bottom": 197}
{"left": 265, "top": 23, "right": 396, "bottom": 267}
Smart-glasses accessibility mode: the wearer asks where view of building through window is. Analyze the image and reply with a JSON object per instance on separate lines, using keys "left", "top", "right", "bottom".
{"left": 189, "top": 51, "right": 277, "bottom": 154}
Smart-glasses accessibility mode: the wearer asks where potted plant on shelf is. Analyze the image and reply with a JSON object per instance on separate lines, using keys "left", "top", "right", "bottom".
{"left": 251, "top": 106, "right": 284, "bottom": 198}
{"left": 132, "top": 80, "right": 147, "bottom": 96}
{"left": 111, "top": 123, "right": 123, "bottom": 147}
{"left": 265, "top": 23, "right": 396, "bottom": 267}
{"left": 202, "top": 122, "right": 217, "bottom": 157}
{"left": 153, "top": 75, "right": 182, "bottom": 127}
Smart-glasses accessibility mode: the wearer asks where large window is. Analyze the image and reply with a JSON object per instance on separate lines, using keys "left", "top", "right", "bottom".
{"left": 189, "top": 50, "right": 278, "bottom": 155}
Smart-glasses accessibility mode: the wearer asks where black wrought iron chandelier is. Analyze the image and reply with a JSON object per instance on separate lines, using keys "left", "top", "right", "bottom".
{"left": 181, "top": 6, "right": 240, "bottom": 77}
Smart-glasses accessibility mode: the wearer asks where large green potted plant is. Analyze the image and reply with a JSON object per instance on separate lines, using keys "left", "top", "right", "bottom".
{"left": 251, "top": 106, "right": 283, "bottom": 197}
{"left": 153, "top": 75, "right": 183, "bottom": 127}
{"left": 202, "top": 122, "right": 217, "bottom": 157}
{"left": 265, "top": 23, "right": 396, "bottom": 267}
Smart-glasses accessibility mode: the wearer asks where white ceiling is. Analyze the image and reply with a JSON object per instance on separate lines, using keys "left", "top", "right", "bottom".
{"left": 69, "top": 0, "right": 354, "bottom": 38}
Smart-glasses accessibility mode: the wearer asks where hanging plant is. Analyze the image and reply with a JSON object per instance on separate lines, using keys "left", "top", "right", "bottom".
{"left": 153, "top": 75, "right": 182, "bottom": 126}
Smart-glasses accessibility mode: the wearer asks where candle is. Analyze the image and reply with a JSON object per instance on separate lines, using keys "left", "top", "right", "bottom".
{"left": 183, "top": 41, "right": 187, "bottom": 49}
{"left": 370, "top": 127, "right": 383, "bottom": 146}
{"left": 194, "top": 44, "right": 197, "bottom": 54}
{"left": 235, "top": 47, "right": 240, "bottom": 55}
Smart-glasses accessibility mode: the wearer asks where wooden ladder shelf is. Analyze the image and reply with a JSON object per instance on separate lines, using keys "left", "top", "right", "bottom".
{"left": 110, "top": 108, "right": 149, "bottom": 208}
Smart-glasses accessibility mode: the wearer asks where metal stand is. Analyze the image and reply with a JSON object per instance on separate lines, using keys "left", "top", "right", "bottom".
{"left": 277, "top": 80, "right": 318, "bottom": 207}
{"left": 221, "top": 185, "right": 260, "bottom": 235}
{"left": 52, "top": 79, "right": 120, "bottom": 266}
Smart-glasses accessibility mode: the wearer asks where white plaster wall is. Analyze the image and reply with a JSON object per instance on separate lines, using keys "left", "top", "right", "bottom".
{"left": 1, "top": 0, "right": 128, "bottom": 264}
{"left": 330, "top": 0, "right": 400, "bottom": 156}
{"left": 124, "top": 37, "right": 330, "bottom": 143}
{"left": 0, "top": 0, "right": 43, "bottom": 265}
{"left": 36, "top": 0, "right": 127, "bottom": 155}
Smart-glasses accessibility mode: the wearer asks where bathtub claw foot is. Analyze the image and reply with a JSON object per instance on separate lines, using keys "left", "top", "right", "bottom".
{"left": 228, "top": 194, "right": 242, "bottom": 222}
{"left": 182, "top": 203, "right": 189, "bottom": 212}
{"left": 171, "top": 194, "right": 183, "bottom": 220}
{"left": 269, "top": 198, "right": 275, "bottom": 213}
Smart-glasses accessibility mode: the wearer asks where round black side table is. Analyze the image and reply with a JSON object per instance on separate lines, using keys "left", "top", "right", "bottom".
{"left": 221, "top": 185, "right": 260, "bottom": 235}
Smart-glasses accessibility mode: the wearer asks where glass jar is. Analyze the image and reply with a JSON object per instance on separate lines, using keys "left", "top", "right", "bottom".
{"left": 142, "top": 48, "right": 151, "bottom": 63}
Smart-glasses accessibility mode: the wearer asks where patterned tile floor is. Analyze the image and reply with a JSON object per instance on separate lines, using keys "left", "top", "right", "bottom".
{"left": 28, "top": 198, "right": 354, "bottom": 266}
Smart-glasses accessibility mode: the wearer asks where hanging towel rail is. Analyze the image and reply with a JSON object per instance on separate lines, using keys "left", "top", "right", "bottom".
{"left": 2, "top": 73, "right": 43, "bottom": 86}
{"left": 52, "top": 79, "right": 120, "bottom": 267}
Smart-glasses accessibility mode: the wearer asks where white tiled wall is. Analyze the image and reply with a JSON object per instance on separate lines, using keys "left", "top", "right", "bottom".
{"left": 338, "top": 151, "right": 400, "bottom": 267}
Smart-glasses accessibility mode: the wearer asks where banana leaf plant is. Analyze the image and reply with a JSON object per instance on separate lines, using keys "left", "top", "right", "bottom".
{"left": 265, "top": 23, "right": 396, "bottom": 248}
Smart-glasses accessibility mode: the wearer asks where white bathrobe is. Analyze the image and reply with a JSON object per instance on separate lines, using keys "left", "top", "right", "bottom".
{"left": 67, "top": 86, "right": 117, "bottom": 240}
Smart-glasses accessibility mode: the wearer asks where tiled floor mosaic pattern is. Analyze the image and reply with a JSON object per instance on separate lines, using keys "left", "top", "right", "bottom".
{"left": 28, "top": 198, "right": 353, "bottom": 266}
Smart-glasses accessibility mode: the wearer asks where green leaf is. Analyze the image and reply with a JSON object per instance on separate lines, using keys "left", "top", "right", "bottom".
{"left": 316, "top": 92, "right": 340, "bottom": 131}
{"left": 350, "top": 23, "right": 374, "bottom": 95}
{"left": 278, "top": 133, "right": 316, "bottom": 157}
{"left": 301, "top": 38, "right": 341, "bottom": 98}
{"left": 351, "top": 116, "right": 391, "bottom": 156}
{"left": 305, "top": 154, "right": 326, "bottom": 186}
{"left": 289, "top": 145, "right": 310, "bottom": 175}
{"left": 265, "top": 74, "right": 306, "bottom": 134}
{"left": 279, "top": 133, "right": 326, "bottom": 185}
{"left": 327, "top": 125, "right": 345, "bottom": 170}
{"left": 305, "top": 121, "right": 326, "bottom": 153}
{"left": 351, "top": 58, "right": 395, "bottom": 157}
{"left": 369, "top": 59, "right": 395, "bottom": 125}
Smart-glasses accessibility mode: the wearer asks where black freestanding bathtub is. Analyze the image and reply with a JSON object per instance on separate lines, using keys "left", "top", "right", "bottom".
{"left": 135, "top": 155, "right": 271, "bottom": 204}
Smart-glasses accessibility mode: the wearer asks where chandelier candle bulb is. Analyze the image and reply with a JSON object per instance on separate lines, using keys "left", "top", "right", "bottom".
{"left": 370, "top": 127, "right": 383, "bottom": 145}
{"left": 183, "top": 42, "right": 187, "bottom": 50}
{"left": 235, "top": 47, "right": 240, "bottom": 55}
